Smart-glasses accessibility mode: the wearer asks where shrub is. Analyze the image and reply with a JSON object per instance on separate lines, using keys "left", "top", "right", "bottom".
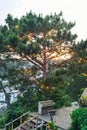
{"left": 61, "top": 95, "right": 71, "bottom": 107}
{"left": 79, "top": 96, "right": 87, "bottom": 107}
{"left": 69, "top": 108, "right": 87, "bottom": 130}
{"left": 81, "top": 126, "right": 87, "bottom": 130}
{"left": 47, "top": 121, "right": 58, "bottom": 130}
{"left": 0, "top": 118, "right": 5, "bottom": 128}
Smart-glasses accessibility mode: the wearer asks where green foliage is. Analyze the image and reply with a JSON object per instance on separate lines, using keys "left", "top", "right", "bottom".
{"left": 3, "top": 101, "right": 25, "bottom": 124}
{"left": 0, "top": 11, "right": 77, "bottom": 80}
{"left": 47, "top": 121, "right": 58, "bottom": 130}
{"left": 81, "top": 126, "right": 87, "bottom": 130}
{"left": 61, "top": 95, "right": 71, "bottom": 106}
{"left": 6, "top": 31, "right": 19, "bottom": 47}
{"left": 73, "top": 40, "right": 87, "bottom": 59}
{"left": 66, "top": 74, "right": 87, "bottom": 100}
{"left": 0, "top": 118, "right": 5, "bottom": 128}
{"left": 55, "top": 68, "right": 68, "bottom": 76}
{"left": 0, "top": 110, "right": 9, "bottom": 128}
{"left": 64, "top": 59, "right": 87, "bottom": 101}
{"left": 20, "top": 86, "right": 46, "bottom": 111}
{"left": 79, "top": 96, "right": 87, "bottom": 107}
{"left": 41, "top": 73, "right": 72, "bottom": 108}
{"left": 70, "top": 108, "right": 87, "bottom": 130}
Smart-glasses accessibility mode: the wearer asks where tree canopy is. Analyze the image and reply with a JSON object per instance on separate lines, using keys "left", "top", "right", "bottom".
{"left": 0, "top": 11, "right": 77, "bottom": 79}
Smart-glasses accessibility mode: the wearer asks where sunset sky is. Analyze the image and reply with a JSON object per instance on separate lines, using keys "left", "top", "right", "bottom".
{"left": 0, "top": 0, "right": 87, "bottom": 41}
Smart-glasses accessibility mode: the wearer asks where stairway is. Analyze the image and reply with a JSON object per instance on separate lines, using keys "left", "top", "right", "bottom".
{"left": 5, "top": 111, "right": 47, "bottom": 130}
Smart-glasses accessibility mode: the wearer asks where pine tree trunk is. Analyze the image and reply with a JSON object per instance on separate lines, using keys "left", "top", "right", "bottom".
{"left": 43, "top": 46, "right": 47, "bottom": 80}
{"left": 43, "top": 63, "right": 47, "bottom": 80}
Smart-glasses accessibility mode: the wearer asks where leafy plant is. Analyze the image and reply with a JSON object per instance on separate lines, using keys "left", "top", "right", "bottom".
{"left": 81, "top": 126, "right": 87, "bottom": 130}
{"left": 79, "top": 96, "right": 87, "bottom": 107}
{"left": 0, "top": 118, "right": 5, "bottom": 128}
{"left": 47, "top": 121, "right": 58, "bottom": 130}
{"left": 70, "top": 108, "right": 87, "bottom": 130}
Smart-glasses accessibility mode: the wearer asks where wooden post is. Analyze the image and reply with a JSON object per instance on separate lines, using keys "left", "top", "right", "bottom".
{"left": 12, "top": 121, "right": 13, "bottom": 130}
{"left": 20, "top": 116, "right": 22, "bottom": 124}
{"left": 36, "top": 116, "right": 38, "bottom": 129}
{"left": 40, "top": 125, "right": 43, "bottom": 130}
{"left": 28, "top": 122, "right": 30, "bottom": 130}
{"left": 46, "top": 123, "right": 48, "bottom": 130}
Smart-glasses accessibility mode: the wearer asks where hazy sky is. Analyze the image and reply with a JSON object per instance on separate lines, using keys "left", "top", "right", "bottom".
{"left": 0, "top": 0, "right": 87, "bottom": 41}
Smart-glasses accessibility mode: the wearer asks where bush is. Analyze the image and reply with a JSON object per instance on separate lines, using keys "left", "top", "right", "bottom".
{"left": 69, "top": 108, "right": 87, "bottom": 130}
{"left": 47, "top": 121, "right": 58, "bottom": 130}
{"left": 61, "top": 95, "right": 71, "bottom": 107}
{"left": 81, "top": 126, "right": 87, "bottom": 130}
{"left": 0, "top": 118, "right": 5, "bottom": 128}
{"left": 79, "top": 96, "right": 87, "bottom": 107}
